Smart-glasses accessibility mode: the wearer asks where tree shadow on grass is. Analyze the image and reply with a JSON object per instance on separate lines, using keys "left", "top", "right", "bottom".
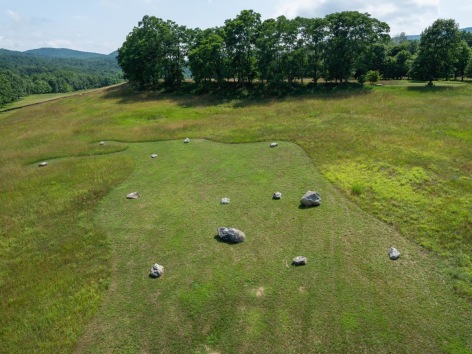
{"left": 101, "top": 82, "right": 374, "bottom": 109}
{"left": 406, "top": 85, "right": 454, "bottom": 93}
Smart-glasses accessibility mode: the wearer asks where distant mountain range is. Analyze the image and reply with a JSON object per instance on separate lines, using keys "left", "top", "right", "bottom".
{"left": 1, "top": 47, "right": 118, "bottom": 59}
{"left": 406, "top": 27, "right": 472, "bottom": 41}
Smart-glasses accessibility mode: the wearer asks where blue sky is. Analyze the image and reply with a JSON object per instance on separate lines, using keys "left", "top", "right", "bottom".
{"left": 1, "top": 0, "right": 471, "bottom": 54}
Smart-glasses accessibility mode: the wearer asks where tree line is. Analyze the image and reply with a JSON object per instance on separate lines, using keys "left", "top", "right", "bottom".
{"left": 0, "top": 50, "right": 123, "bottom": 106}
{"left": 118, "top": 10, "right": 472, "bottom": 90}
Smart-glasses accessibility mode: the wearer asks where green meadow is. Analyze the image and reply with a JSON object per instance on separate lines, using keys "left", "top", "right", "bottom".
{"left": 0, "top": 82, "right": 471, "bottom": 353}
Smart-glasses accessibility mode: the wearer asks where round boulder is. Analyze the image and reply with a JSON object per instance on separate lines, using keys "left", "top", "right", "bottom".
{"left": 388, "top": 247, "right": 400, "bottom": 260}
{"left": 149, "top": 263, "right": 164, "bottom": 278}
{"left": 300, "top": 191, "right": 321, "bottom": 207}
{"left": 292, "top": 256, "right": 307, "bottom": 266}
{"left": 217, "top": 227, "right": 246, "bottom": 244}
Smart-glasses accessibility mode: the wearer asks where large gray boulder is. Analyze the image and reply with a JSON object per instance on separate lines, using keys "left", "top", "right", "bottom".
{"left": 217, "top": 227, "right": 246, "bottom": 244}
{"left": 300, "top": 191, "right": 321, "bottom": 207}
{"left": 388, "top": 247, "right": 400, "bottom": 260}
{"left": 149, "top": 263, "right": 164, "bottom": 278}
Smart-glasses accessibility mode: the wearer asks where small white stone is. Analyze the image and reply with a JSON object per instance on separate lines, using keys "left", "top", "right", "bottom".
{"left": 273, "top": 192, "right": 282, "bottom": 199}
{"left": 184, "top": 138, "right": 190, "bottom": 143}
{"left": 126, "top": 192, "right": 140, "bottom": 199}
{"left": 151, "top": 154, "right": 158, "bottom": 158}
{"left": 38, "top": 161, "right": 48, "bottom": 167}
{"left": 149, "top": 263, "right": 164, "bottom": 278}
{"left": 220, "top": 197, "right": 230, "bottom": 204}
{"left": 99, "top": 141, "right": 105, "bottom": 145}
{"left": 270, "top": 142, "right": 278, "bottom": 147}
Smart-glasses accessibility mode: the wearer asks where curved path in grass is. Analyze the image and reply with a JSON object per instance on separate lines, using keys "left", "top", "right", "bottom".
{"left": 76, "top": 139, "right": 472, "bottom": 353}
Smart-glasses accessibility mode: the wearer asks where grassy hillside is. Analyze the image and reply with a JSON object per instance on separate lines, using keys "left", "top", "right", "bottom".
{"left": 0, "top": 81, "right": 471, "bottom": 352}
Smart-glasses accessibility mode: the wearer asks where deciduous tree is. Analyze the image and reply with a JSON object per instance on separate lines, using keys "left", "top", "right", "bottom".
{"left": 324, "top": 11, "right": 389, "bottom": 83}
{"left": 411, "top": 19, "right": 461, "bottom": 84}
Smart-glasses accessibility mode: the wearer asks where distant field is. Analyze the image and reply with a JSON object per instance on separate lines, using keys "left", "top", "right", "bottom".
{"left": 0, "top": 81, "right": 471, "bottom": 353}
{"left": 0, "top": 84, "right": 124, "bottom": 112}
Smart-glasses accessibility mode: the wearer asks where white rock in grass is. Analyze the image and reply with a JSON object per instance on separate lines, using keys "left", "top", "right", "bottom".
{"left": 273, "top": 192, "right": 282, "bottom": 199}
{"left": 270, "top": 142, "right": 278, "bottom": 147}
{"left": 220, "top": 197, "right": 230, "bottom": 204}
{"left": 184, "top": 138, "right": 190, "bottom": 143}
{"left": 99, "top": 141, "right": 105, "bottom": 145}
{"left": 217, "top": 227, "right": 246, "bottom": 244}
{"left": 38, "top": 161, "right": 48, "bottom": 167}
{"left": 149, "top": 263, "right": 164, "bottom": 278}
{"left": 300, "top": 191, "right": 321, "bottom": 207}
{"left": 388, "top": 247, "right": 400, "bottom": 260}
{"left": 151, "top": 154, "right": 158, "bottom": 158}
{"left": 126, "top": 192, "right": 140, "bottom": 199}
{"left": 292, "top": 256, "right": 307, "bottom": 266}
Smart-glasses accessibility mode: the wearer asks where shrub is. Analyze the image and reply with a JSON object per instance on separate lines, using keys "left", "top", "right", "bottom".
{"left": 366, "top": 70, "right": 381, "bottom": 85}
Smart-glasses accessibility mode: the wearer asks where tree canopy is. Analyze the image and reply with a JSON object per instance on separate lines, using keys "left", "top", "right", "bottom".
{"left": 119, "top": 11, "right": 397, "bottom": 89}
{"left": 410, "top": 19, "right": 462, "bottom": 84}
{"left": 117, "top": 11, "right": 472, "bottom": 91}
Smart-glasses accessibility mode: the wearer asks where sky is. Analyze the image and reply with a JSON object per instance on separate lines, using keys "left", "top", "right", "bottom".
{"left": 1, "top": 0, "right": 471, "bottom": 54}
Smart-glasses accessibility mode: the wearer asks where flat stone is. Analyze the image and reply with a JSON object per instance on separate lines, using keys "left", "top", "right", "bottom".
{"left": 151, "top": 154, "right": 158, "bottom": 158}
{"left": 388, "top": 247, "right": 400, "bottom": 260}
{"left": 300, "top": 191, "right": 321, "bottom": 207}
{"left": 38, "top": 161, "right": 48, "bottom": 167}
{"left": 184, "top": 138, "right": 190, "bottom": 143}
{"left": 273, "top": 192, "right": 282, "bottom": 199}
{"left": 220, "top": 197, "right": 230, "bottom": 204}
{"left": 292, "top": 256, "right": 307, "bottom": 266}
{"left": 217, "top": 227, "right": 246, "bottom": 244}
{"left": 270, "top": 142, "right": 278, "bottom": 147}
{"left": 126, "top": 192, "right": 140, "bottom": 199}
{"left": 149, "top": 263, "right": 164, "bottom": 278}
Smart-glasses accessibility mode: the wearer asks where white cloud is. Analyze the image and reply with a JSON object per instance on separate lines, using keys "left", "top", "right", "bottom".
{"left": 42, "top": 39, "right": 74, "bottom": 48}
{"left": 31, "top": 31, "right": 43, "bottom": 38}
{"left": 6, "top": 10, "right": 22, "bottom": 22}
{"left": 273, "top": 0, "right": 440, "bottom": 35}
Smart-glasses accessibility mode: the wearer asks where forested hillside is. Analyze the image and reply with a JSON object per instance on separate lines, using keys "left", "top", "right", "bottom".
{"left": 0, "top": 48, "right": 123, "bottom": 106}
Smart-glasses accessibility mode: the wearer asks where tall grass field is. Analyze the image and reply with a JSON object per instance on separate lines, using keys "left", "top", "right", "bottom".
{"left": 0, "top": 81, "right": 471, "bottom": 353}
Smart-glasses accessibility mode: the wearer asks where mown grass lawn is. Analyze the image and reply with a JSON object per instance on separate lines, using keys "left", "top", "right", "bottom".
{"left": 75, "top": 139, "right": 472, "bottom": 353}
{"left": 0, "top": 82, "right": 471, "bottom": 353}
